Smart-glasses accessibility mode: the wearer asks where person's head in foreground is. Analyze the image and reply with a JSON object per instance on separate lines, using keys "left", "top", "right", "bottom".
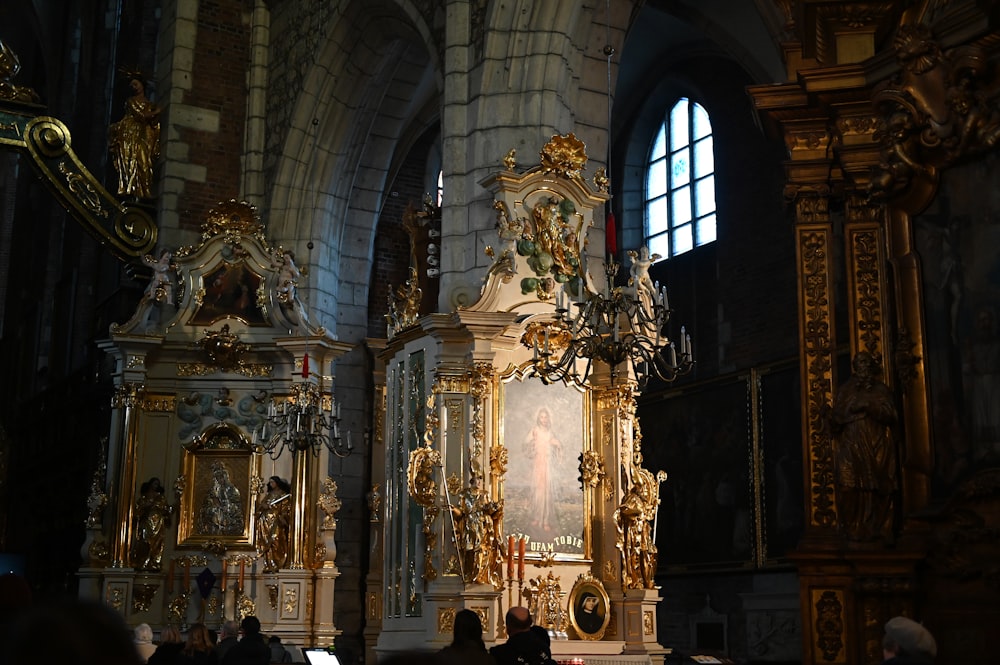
{"left": 882, "top": 616, "right": 936, "bottom": 664}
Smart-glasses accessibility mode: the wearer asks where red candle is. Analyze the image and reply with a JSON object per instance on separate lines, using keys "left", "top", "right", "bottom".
{"left": 302, "top": 353, "right": 309, "bottom": 378}
{"left": 517, "top": 538, "right": 525, "bottom": 581}
{"left": 506, "top": 536, "right": 515, "bottom": 580}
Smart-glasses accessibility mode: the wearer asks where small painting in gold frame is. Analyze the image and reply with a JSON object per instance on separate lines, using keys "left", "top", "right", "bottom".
{"left": 177, "top": 424, "right": 260, "bottom": 548}
{"left": 568, "top": 573, "right": 610, "bottom": 640}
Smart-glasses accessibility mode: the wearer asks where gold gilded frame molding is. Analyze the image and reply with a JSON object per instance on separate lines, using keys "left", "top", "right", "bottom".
{"left": 497, "top": 365, "right": 592, "bottom": 561}
{"left": 567, "top": 573, "right": 610, "bottom": 640}
{"left": 177, "top": 424, "right": 260, "bottom": 548}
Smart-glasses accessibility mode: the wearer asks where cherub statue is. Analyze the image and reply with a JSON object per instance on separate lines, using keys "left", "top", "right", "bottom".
{"left": 627, "top": 246, "right": 661, "bottom": 303}
{"left": 132, "top": 248, "right": 176, "bottom": 332}
{"left": 271, "top": 248, "right": 312, "bottom": 335}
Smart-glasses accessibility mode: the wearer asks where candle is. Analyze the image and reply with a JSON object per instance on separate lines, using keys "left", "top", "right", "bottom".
{"left": 239, "top": 560, "right": 245, "bottom": 590}
{"left": 302, "top": 353, "right": 309, "bottom": 378}
{"left": 517, "top": 538, "right": 526, "bottom": 581}
{"left": 220, "top": 560, "right": 227, "bottom": 591}
{"left": 507, "top": 536, "right": 515, "bottom": 580}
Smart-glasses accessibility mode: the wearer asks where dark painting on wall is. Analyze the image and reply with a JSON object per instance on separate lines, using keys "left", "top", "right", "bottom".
{"left": 914, "top": 152, "right": 1000, "bottom": 497}
{"left": 638, "top": 375, "right": 753, "bottom": 569}
{"left": 759, "top": 363, "right": 804, "bottom": 562}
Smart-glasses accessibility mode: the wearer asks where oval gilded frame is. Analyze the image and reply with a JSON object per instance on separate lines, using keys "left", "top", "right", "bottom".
{"left": 568, "top": 573, "right": 610, "bottom": 640}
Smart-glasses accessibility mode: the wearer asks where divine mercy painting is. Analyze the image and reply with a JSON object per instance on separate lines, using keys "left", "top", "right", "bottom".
{"left": 501, "top": 374, "right": 587, "bottom": 559}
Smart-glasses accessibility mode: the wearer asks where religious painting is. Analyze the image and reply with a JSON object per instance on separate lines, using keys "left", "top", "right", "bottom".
{"left": 177, "top": 426, "right": 260, "bottom": 547}
{"left": 501, "top": 372, "right": 588, "bottom": 560}
{"left": 568, "top": 574, "right": 610, "bottom": 640}
{"left": 189, "top": 260, "right": 268, "bottom": 326}
{"left": 637, "top": 375, "right": 753, "bottom": 569}
{"left": 914, "top": 151, "right": 1000, "bottom": 497}
{"left": 758, "top": 362, "right": 804, "bottom": 563}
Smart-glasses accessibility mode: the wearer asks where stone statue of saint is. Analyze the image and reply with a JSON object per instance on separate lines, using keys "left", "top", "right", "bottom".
{"left": 830, "top": 351, "right": 898, "bottom": 542}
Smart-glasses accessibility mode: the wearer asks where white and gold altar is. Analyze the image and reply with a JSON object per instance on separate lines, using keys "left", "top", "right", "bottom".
{"left": 368, "top": 134, "right": 679, "bottom": 664}
{"left": 80, "top": 199, "right": 351, "bottom": 646}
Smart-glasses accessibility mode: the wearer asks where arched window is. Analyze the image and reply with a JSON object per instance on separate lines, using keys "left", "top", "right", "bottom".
{"left": 644, "top": 98, "right": 716, "bottom": 260}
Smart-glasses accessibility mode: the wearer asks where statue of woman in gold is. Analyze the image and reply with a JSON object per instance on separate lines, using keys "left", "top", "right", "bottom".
{"left": 132, "top": 477, "right": 173, "bottom": 571}
{"left": 109, "top": 76, "right": 161, "bottom": 199}
{"left": 255, "top": 476, "right": 292, "bottom": 572}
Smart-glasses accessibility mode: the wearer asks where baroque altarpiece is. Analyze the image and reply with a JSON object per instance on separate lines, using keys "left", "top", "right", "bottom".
{"left": 79, "top": 200, "right": 350, "bottom": 644}
{"left": 367, "top": 136, "right": 670, "bottom": 664}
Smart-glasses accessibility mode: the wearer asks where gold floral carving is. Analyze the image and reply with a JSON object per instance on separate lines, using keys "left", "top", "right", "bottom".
{"left": 798, "top": 226, "right": 836, "bottom": 528}
{"left": 438, "top": 607, "right": 456, "bottom": 635}
{"left": 175, "top": 200, "right": 266, "bottom": 258}
{"left": 107, "top": 585, "right": 125, "bottom": 612}
{"left": 813, "top": 589, "right": 845, "bottom": 662}
{"left": 367, "top": 591, "right": 381, "bottom": 620}
{"left": 521, "top": 320, "right": 572, "bottom": 353}
{"left": 58, "top": 160, "right": 108, "bottom": 217}
{"left": 846, "top": 220, "right": 885, "bottom": 363}
{"left": 503, "top": 148, "right": 517, "bottom": 171}
{"left": 318, "top": 477, "right": 342, "bottom": 529}
{"left": 473, "top": 607, "right": 490, "bottom": 634}
{"left": 112, "top": 382, "right": 145, "bottom": 409}
{"left": 539, "top": 133, "right": 588, "bottom": 179}
{"left": 237, "top": 593, "right": 255, "bottom": 620}
{"left": 141, "top": 395, "right": 176, "bottom": 412}
{"left": 167, "top": 590, "right": 191, "bottom": 623}
{"left": 643, "top": 610, "right": 654, "bottom": 635}
{"left": 490, "top": 444, "right": 508, "bottom": 478}
{"left": 284, "top": 586, "right": 298, "bottom": 614}
{"left": 579, "top": 451, "right": 606, "bottom": 488}
{"left": 367, "top": 483, "right": 382, "bottom": 522}
{"left": 197, "top": 324, "right": 251, "bottom": 373}
{"left": 132, "top": 584, "right": 158, "bottom": 613}
{"left": 85, "top": 451, "right": 108, "bottom": 528}
{"left": 603, "top": 559, "right": 616, "bottom": 582}
{"left": 267, "top": 584, "right": 279, "bottom": 610}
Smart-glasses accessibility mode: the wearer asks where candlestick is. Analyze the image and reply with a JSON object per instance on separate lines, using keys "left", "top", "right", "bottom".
{"left": 517, "top": 537, "right": 525, "bottom": 581}
{"left": 507, "top": 535, "right": 515, "bottom": 580}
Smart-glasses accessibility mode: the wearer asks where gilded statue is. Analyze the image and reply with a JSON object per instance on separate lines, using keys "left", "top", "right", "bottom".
{"left": 615, "top": 466, "right": 660, "bottom": 589}
{"left": 450, "top": 478, "right": 503, "bottom": 587}
{"left": 255, "top": 476, "right": 292, "bottom": 572}
{"left": 131, "top": 477, "right": 173, "bottom": 571}
{"left": 829, "top": 351, "right": 898, "bottom": 543}
{"left": 108, "top": 76, "right": 161, "bottom": 199}
{"left": 197, "top": 461, "right": 243, "bottom": 535}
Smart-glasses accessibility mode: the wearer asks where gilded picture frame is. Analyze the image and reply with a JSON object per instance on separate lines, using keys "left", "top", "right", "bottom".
{"left": 568, "top": 574, "right": 610, "bottom": 640}
{"left": 177, "top": 424, "right": 260, "bottom": 548}
{"left": 499, "top": 368, "right": 590, "bottom": 560}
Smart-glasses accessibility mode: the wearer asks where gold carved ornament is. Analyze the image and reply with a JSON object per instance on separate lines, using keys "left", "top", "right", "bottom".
{"left": 407, "top": 394, "right": 442, "bottom": 581}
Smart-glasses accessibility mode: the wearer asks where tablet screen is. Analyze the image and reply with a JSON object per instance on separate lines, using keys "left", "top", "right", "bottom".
{"left": 303, "top": 648, "right": 341, "bottom": 665}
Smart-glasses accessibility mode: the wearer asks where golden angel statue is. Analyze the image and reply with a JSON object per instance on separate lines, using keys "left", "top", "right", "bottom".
{"left": 255, "top": 476, "right": 292, "bottom": 572}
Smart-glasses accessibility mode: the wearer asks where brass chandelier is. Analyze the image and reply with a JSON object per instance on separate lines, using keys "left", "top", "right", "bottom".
{"left": 524, "top": 257, "right": 693, "bottom": 387}
{"left": 255, "top": 381, "right": 352, "bottom": 459}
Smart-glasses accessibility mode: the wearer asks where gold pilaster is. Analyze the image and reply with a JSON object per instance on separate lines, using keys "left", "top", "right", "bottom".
{"left": 793, "top": 195, "right": 838, "bottom": 536}
{"left": 110, "top": 382, "right": 145, "bottom": 568}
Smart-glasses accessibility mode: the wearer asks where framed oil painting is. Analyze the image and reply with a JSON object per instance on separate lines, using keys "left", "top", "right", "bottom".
{"left": 637, "top": 374, "right": 753, "bottom": 570}
{"left": 177, "top": 425, "right": 260, "bottom": 547}
{"left": 189, "top": 260, "right": 268, "bottom": 326}
{"left": 501, "top": 371, "right": 589, "bottom": 560}
{"left": 568, "top": 574, "right": 610, "bottom": 640}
